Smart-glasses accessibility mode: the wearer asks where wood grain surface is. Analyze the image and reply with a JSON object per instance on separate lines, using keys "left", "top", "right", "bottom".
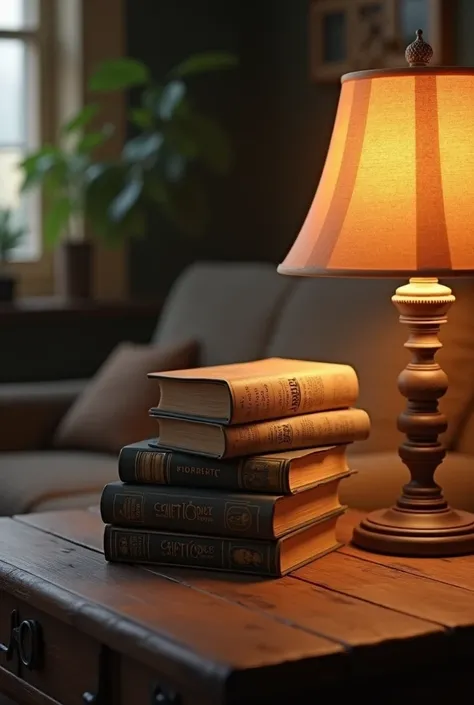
{"left": 10, "top": 507, "right": 474, "bottom": 704}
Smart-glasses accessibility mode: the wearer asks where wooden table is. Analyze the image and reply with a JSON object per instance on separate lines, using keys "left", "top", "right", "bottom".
{"left": 0, "top": 508, "right": 473, "bottom": 705}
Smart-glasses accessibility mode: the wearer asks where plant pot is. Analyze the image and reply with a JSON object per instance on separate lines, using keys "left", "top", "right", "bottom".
{"left": 0, "top": 274, "right": 15, "bottom": 302}
{"left": 55, "top": 241, "right": 93, "bottom": 299}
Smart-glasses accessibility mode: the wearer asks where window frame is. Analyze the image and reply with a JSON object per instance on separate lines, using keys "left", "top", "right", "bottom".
{"left": 5, "top": 0, "right": 128, "bottom": 299}
{"left": 2, "top": 0, "right": 56, "bottom": 293}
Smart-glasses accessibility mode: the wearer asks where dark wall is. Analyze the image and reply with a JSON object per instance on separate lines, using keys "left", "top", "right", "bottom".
{"left": 126, "top": 0, "right": 340, "bottom": 298}
{"left": 458, "top": 0, "right": 474, "bottom": 63}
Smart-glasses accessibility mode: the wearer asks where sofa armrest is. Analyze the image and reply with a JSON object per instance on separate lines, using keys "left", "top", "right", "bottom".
{"left": 0, "top": 379, "right": 87, "bottom": 451}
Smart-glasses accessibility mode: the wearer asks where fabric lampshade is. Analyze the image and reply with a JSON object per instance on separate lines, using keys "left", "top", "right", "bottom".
{"left": 278, "top": 67, "right": 474, "bottom": 277}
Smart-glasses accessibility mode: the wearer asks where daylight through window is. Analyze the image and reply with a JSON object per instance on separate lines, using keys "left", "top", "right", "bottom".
{"left": 0, "top": 0, "right": 43, "bottom": 261}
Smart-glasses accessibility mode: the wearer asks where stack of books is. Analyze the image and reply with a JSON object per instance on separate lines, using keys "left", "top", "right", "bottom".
{"left": 101, "top": 357, "right": 370, "bottom": 577}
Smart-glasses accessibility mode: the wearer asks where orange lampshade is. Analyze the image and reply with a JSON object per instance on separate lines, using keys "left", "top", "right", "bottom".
{"left": 278, "top": 67, "right": 474, "bottom": 277}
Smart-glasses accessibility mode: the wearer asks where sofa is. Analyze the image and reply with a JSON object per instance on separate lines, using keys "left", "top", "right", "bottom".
{"left": 2, "top": 260, "right": 474, "bottom": 516}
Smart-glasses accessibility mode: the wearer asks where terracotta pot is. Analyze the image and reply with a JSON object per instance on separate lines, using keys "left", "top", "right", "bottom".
{"left": 0, "top": 274, "right": 15, "bottom": 302}
{"left": 55, "top": 241, "right": 93, "bottom": 299}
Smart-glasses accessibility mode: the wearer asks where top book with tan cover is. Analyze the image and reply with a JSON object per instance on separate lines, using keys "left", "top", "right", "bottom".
{"left": 148, "top": 357, "right": 359, "bottom": 425}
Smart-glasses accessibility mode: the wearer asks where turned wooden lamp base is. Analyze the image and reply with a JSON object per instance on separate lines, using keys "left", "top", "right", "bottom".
{"left": 352, "top": 277, "right": 474, "bottom": 558}
{"left": 353, "top": 507, "right": 474, "bottom": 557}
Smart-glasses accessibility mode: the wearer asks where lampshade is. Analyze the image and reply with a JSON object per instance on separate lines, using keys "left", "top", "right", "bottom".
{"left": 278, "top": 67, "right": 474, "bottom": 278}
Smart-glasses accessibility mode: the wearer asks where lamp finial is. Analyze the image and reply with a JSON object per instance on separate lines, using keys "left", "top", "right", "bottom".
{"left": 405, "top": 29, "right": 434, "bottom": 67}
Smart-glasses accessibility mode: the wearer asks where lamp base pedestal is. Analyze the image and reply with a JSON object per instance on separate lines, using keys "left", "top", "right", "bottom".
{"left": 352, "top": 277, "right": 474, "bottom": 558}
{"left": 352, "top": 507, "right": 474, "bottom": 557}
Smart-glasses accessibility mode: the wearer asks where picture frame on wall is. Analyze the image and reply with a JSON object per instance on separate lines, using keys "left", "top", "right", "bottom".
{"left": 309, "top": 0, "right": 455, "bottom": 82}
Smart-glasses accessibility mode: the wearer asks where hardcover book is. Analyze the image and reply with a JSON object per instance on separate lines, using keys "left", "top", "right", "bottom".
{"left": 119, "top": 440, "right": 350, "bottom": 495}
{"left": 100, "top": 473, "right": 350, "bottom": 540}
{"left": 103, "top": 507, "right": 344, "bottom": 577}
{"left": 149, "top": 407, "right": 370, "bottom": 458}
{"left": 148, "top": 357, "right": 359, "bottom": 425}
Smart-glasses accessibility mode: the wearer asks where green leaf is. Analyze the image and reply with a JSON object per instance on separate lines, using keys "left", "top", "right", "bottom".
{"left": 169, "top": 52, "right": 238, "bottom": 79}
{"left": 130, "top": 107, "right": 154, "bottom": 129}
{"left": 122, "top": 132, "right": 163, "bottom": 163}
{"left": 84, "top": 162, "right": 108, "bottom": 185}
{"left": 109, "top": 172, "right": 143, "bottom": 222}
{"left": 141, "top": 85, "right": 163, "bottom": 113}
{"left": 76, "top": 131, "right": 108, "bottom": 154}
{"left": 62, "top": 105, "right": 99, "bottom": 134}
{"left": 158, "top": 81, "right": 186, "bottom": 120}
{"left": 85, "top": 164, "right": 123, "bottom": 225}
{"left": 20, "top": 150, "right": 64, "bottom": 191}
{"left": 86, "top": 163, "right": 146, "bottom": 245}
{"left": 67, "top": 153, "right": 90, "bottom": 175}
{"left": 0, "top": 210, "right": 10, "bottom": 232}
{"left": 0, "top": 209, "right": 26, "bottom": 260}
{"left": 20, "top": 147, "right": 59, "bottom": 173}
{"left": 44, "top": 198, "right": 72, "bottom": 246}
{"left": 88, "top": 58, "right": 150, "bottom": 92}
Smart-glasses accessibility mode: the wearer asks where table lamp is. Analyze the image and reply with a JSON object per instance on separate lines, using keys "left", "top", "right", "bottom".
{"left": 278, "top": 30, "right": 474, "bottom": 557}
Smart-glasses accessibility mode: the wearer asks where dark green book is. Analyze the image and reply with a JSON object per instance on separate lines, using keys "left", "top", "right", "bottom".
{"left": 118, "top": 440, "right": 349, "bottom": 495}
{"left": 100, "top": 473, "right": 350, "bottom": 540}
{"left": 103, "top": 508, "right": 345, "bottom": 577}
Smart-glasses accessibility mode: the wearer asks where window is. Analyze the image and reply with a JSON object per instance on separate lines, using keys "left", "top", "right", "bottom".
{"left": 0, "top": 0, "right": 50, "bottom": 261}
{"left": 0, "top": 0, "right": 127, "bottom": 297}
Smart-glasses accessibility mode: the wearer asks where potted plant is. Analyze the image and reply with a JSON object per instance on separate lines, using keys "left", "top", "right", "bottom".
{"left": 20, "top": 107, "right": 114, "bottom": 299}
{"left": 20, "top": 51, "right": 237, "bottom": 298}
{"left": 84, "top": 51, "right": 238, "bottom": 242}
{"left": 0, "top": 209, "right": 26, "bottom": 302}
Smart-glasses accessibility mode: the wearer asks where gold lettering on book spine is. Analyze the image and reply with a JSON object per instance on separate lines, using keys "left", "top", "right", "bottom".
{"left": 230, "top": 368, "right": 358, "bottom": 424}
{"left": 114, "top": 531, "right": 150, "bottom": 560}
{"left": 224, "top": 502, "right": 260, "bottom": 533}
{"left": 114, "top": 493, "right": 145, "bottom": 523}
{"left": 160, "top": 538, "right": 216, "bottom": 560}
{"left": 240, "top": 458, "right": 285, "bottom": 492}
{"left": 228, "top": 543, "right": 272, "bottom": 572}
{"left": 134, "top": 451, "right": 168, "bottom": 483}
{"left": 226, "top": 409, "right": 370, "bottom": 456}
{"left": 153, "top": 500, "right": 214, "bottom": 524}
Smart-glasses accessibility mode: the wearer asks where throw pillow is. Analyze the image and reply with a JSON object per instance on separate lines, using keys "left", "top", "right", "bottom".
{"left": 53, "top": 339, "right": 198, "bottom": 454}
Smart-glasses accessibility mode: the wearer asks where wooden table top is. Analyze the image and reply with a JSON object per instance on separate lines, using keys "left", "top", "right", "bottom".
{"left": 1, "top": 507, "right": 474, "bottom": 704}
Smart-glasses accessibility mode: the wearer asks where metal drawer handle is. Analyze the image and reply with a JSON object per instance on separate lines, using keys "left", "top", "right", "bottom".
{"left": 14, "top": 618, "right": 42, "bottom": 670}
{"left": 151, "top": 683, "right": 181, "bottom": 705}
{"left": 0, "top": 610, "right": 19, "bottom": 660}
{"left": 83, "top": 646, "right": 110, "bottom": 705}
{"left": 0, "top": 610, "right": 43, "bottom": 670}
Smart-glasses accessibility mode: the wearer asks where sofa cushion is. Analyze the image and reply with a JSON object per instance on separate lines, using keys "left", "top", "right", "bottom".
{"left": 341, "top": 450, "right": 474, "bottom": 514}
{"left": 266, "top": 276, "right": 474, "bottom": 453}
{"left": 152, "top": 261, "right": 294, "bottom": 366}
{"left": 0, "top": 451, "right": 117, "bottom": 516}
{"left": 0, "top": 379, "right": 87, "bottom": 451}
{"left": 53, "top": 340, "right": 198, "bottom": 454}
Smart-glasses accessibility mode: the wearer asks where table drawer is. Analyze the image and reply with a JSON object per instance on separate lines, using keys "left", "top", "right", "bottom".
{"left": 0, "top": 595, "right": 102, "bottom": 705}
{"left": 120, "top": 658, "right": 207, "bottom": 705}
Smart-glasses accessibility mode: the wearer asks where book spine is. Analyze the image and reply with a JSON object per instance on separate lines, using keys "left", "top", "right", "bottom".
{"left": 100, "top": 484, "right": 277, "bottom": 539}
{"left": 104, "top": 525, "right": 280, "bottom": 577}
{"left": 229, "top": 366, "right": 359, "bottom": 424}
{"left": 223, "top": 408, "right": 370, "bottom": 458}
{"left": 118, "top": 447, "right": 291, "bottom": 494}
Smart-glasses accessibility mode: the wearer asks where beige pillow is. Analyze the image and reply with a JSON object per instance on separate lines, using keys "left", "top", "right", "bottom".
{"left": 53, "top": 340, "right": 198, "bottom": 454}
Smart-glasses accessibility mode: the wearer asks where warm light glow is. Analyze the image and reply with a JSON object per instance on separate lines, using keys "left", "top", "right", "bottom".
{"left": 278, "top": 69, "right": 474, "bottom": 276}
